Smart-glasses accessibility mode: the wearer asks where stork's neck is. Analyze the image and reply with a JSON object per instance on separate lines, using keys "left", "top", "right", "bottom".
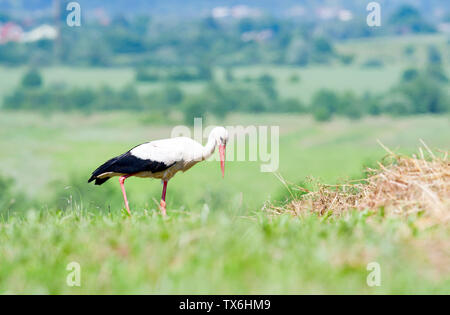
{"left": 201, "top": 132, "right": 217, "bottom": 160}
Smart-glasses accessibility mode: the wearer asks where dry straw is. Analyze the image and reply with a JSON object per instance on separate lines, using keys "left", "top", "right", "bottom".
{"left": 267, "top": 140, "right": 449, "bottom": 224}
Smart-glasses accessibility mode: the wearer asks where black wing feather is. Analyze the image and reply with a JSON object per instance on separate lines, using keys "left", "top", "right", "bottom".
{"left": 88, "top": 151, "right": 174, "bottom": 185}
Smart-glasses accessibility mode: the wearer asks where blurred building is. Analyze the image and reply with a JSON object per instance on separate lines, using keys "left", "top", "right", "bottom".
{"left": 22, "top": 24, "right": 58, "bottom": 43}
{"left": 211, "top": 5, "right": 262, "bottom": 19}
{"left": 0, "top": 22, "right": 23, "bottom": 44}
{"left": 0, "top": 23, "right": 58, "bottom": 44}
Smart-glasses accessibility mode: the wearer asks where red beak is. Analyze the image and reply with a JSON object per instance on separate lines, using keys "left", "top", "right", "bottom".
{"left": 219, "top": 144, "right": 226, "bottom": 178}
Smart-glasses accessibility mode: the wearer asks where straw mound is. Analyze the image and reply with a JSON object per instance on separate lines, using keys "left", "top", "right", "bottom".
{"left": 267, "top": 141, "right": 449, "bottom": 224}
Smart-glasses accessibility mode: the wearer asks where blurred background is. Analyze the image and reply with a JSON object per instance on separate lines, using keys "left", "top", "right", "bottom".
{"left": 0, "top": 0, "right": 449, "bottom": 215}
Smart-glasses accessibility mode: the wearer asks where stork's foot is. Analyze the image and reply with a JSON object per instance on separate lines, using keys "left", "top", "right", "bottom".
{"left": 159, "top": 200, "right": 167, "bottom": 216}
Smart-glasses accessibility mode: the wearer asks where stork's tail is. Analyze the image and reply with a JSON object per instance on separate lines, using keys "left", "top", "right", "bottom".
{"left": 88, "top": 175, "right": 111, "bottom": 185}
{"left": 88, "top": 155, "right": 121, "bottom": 185}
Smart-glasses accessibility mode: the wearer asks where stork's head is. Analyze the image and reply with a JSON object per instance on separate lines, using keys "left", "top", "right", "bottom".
{"left": 212, "top": 127, "right": 228, "bottom": 178}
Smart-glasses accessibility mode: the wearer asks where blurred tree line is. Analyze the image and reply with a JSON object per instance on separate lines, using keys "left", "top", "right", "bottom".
{"left": 0, "top": 14, "right": 338, "bottom": 67}
{"left": 4, "top": 50, "right": 449, "bottom": 123}
{"left": 3, "top": 67, "right": 305, "bottom": 123}
{"left": 311, "top": 63, "right": 449, "bottom": 121}
{"left": 0, "top": 4, "right": 438, "bottom": 68}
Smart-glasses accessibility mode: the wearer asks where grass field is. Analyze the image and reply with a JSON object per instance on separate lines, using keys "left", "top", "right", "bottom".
{"left": 1, "top": 207, "right": 448, "bottom": 294}
{"left": 0, "top": 112, "right": 449, "bottom": 293}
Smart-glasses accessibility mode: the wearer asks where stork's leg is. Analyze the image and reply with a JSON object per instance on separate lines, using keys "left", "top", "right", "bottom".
{"left": 160, "top": 180, "right": 168, "bottom": 216}
{"left": 119, "top": 175, "right": 132, "bottom": 215}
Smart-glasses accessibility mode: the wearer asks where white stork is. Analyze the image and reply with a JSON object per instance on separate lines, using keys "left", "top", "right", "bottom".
{"left": 88, "top": 127, "right": 229, "bottom": 215}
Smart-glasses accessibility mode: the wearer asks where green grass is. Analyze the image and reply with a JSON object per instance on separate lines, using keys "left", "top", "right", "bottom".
{"left": 1, "top": 207, "right": 448, "bottom": 294}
